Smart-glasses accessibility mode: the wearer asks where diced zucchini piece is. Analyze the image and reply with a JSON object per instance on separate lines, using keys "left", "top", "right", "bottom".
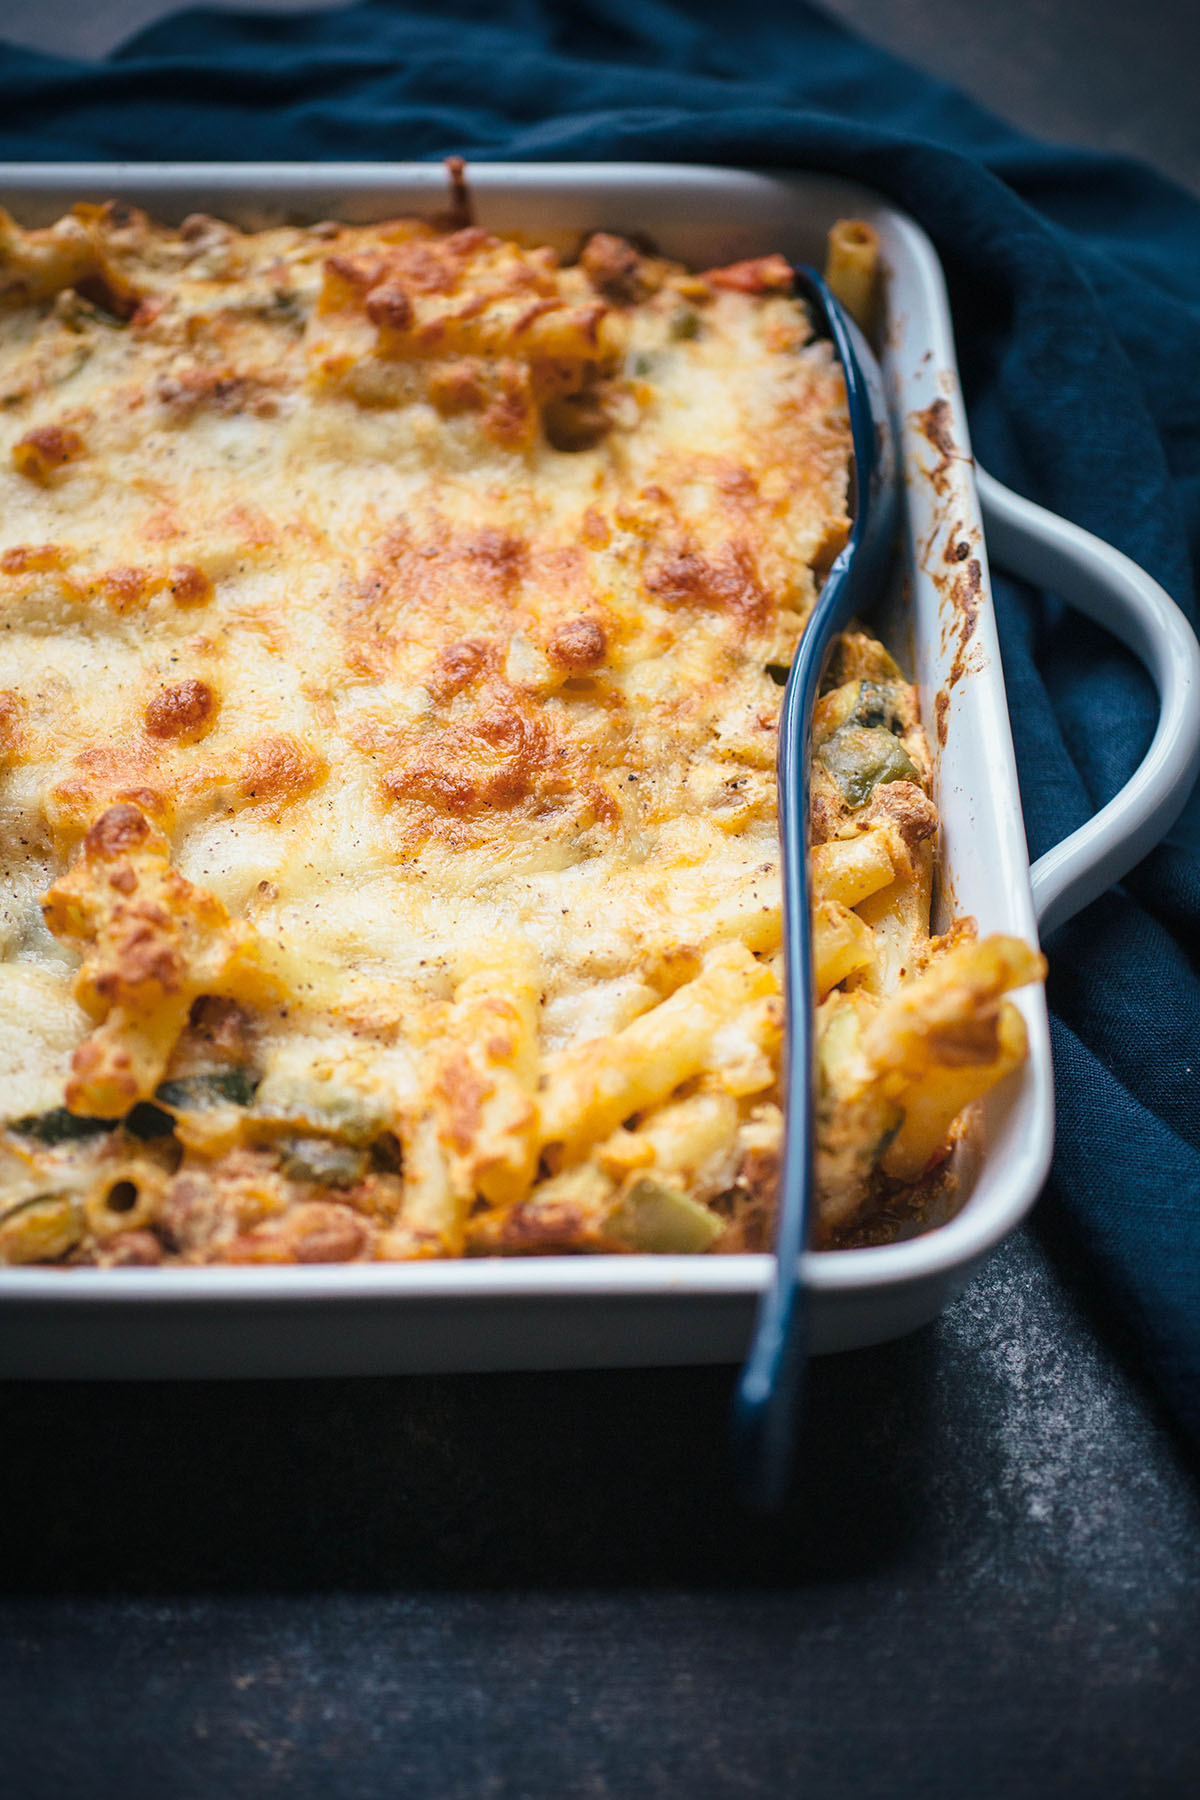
{"left": 816, "top": 725, "right": 918, "bottom": 808}
{"left": 253, "top": 1063, "right": 390, "bottom": 1146}
{"left": 9, "top": 1108, "right": 113, "bottom": 1146}
{"left": 155, "top": 1069, "right": 259, "bottom": 1111}
{"left": 608, "top": 1177, "right": 724, "bottom": 1252}
{"left": 278, "top": 1137, "right": 368, "bottom": 1189}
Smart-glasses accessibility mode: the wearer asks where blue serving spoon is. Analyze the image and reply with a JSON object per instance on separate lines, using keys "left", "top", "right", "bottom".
{"left": 731, "top": 267, "right": 899, "bottom": 1511}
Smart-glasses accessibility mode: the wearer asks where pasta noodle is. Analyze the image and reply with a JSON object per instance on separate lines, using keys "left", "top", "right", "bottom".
{"left": 824, "top": 218, "right": 881, "bottom": 333}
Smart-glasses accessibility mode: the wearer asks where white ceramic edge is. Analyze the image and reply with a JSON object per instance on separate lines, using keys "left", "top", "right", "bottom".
{"left": 977, "top": 467, "right": 1200, "bottom": 936}
{"left": 0, "top": 163, "right": 1064, "bottom": 1361}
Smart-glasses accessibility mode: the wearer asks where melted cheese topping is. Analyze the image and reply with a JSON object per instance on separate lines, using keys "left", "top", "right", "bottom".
{"left": 0, "top": 205, "right": 1040, "bottom": 1267}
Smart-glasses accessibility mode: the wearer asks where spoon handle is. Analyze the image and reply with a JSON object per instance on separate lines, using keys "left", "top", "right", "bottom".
{"left": 731, "top": 268, "right": 897, "bottom": 1510}
{"left": 730, "top": 633, "right": 823, "bottom": 1511}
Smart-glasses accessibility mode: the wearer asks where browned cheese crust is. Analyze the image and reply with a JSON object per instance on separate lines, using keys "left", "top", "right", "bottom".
{"left": 0, "top": 203, "right": 1042, "bottom": 1265}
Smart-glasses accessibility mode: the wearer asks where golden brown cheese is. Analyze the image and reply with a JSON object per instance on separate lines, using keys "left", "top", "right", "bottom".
{"left": 0, "top": 202, "right": 1042, "bottom": 1267}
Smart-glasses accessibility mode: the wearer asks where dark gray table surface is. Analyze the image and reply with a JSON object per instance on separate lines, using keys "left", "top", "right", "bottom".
{"left": 2, "top": 3, "right": 1200, "bottom": 1796}
{"left": 3, "top": 1231, "right": 1200, "bottom": 1796}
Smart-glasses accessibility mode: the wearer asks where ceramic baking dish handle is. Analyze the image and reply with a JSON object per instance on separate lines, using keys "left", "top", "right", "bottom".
{"left": 976, "top": 466, "right": 1200, "bottom": 937}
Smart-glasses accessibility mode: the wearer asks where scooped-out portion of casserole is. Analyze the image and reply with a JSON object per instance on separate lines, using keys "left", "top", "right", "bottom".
{"left": 0, "top": 201, "right": 1043, "bottom": 1267}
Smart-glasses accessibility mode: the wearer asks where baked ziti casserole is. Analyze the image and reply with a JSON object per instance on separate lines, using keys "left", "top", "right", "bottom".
{"left": 0, "top": 200, "right": 1043, "bottom": 1267}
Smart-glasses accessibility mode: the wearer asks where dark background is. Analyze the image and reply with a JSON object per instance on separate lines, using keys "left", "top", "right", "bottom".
{"left": 2, "top": 3, "right": 1200, "bottom": 1796}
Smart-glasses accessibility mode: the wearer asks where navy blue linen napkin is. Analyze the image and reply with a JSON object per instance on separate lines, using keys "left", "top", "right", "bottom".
{"left": 2, "top": 0, "right": 1198, "bottom": 1438}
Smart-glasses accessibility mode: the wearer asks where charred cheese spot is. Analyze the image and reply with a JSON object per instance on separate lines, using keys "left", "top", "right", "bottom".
{"left": 467, "top": 528, "right": 525, "bottom": 588}
{"left": 166, "top": 564, "right": 213, "bottom": 608}
{"left": 386, "top": 240, "right": 461, "bottom": 297}
{"left": 386, "top": 711, "right": 546, "bottom": 818}
{"left": 381, "top": 695, "right": 611, "bottom": 828}
{"left": 68, "top": 563, "right": 213, "bottom": 613}
{"left": 0, "top": 543, "right": 67, "bottom": 575}
{"left": 12, "top": 424, "right": 86, "bottom": 481}
{"left": 100, "top": 566, "right": 150, "bottom": 612}
{"left": 235, "top": 734, "right": 325, "bottom": 806}
{"left": 84, "top": 801, "right": 152, "bottom": 859}
{"left": 643, "top": 543, "right": 768, "bottom": 621}
{"left": 427, "top": 638, "right": 492, "bottom": 702}
{"left": 547, "top": 617, "right": 607, "bottom": 670}
{"left": 350, "top": 524, "right": 527, "bottom": 676}
{"left": 144, "top": 679, "right": 217, "bottom": 742}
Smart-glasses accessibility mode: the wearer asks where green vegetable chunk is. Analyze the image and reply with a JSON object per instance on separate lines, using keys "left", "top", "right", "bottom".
{"left": 9, "top": 1108, "right": 113, "bottom": 1146}
{"left": 122, "top": 1102, "right": 176, "bottom": 1141}
{"left": 816, "top": 725, "right": 918, "bottom": 808}
{"left": 608, "top": 1178, "right": 724, "bottom": 1253}
{"left": 279, "top": 1137, "right": 368, "bottom": 1189}
{"left": 156, "top": 1069, "right": 260, "bottom": 1110}
{"left": 668, "top": 306, "right": 700, "bottom": 340}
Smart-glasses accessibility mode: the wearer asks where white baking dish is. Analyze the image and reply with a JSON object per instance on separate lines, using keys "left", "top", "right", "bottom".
{"left": 0, "top": 163, "right": 1196, "bottom": 1379}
